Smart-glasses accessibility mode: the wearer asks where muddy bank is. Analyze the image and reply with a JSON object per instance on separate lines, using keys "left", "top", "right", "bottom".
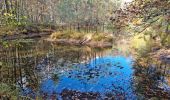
{"left": 0, "top": 33, "right": 113, "bottom": 48}
{"left": 0, "top": 31, "right": 113, "bottom": 48}
{"left": 45, "top": 38, "right": 113, "bottom": 48}
{"left": 0, "top": 32, "right": 52, "bottom": 41}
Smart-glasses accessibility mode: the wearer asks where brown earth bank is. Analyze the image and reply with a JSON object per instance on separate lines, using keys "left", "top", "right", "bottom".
{"left": 0, "top": 32, "right": 52, "bottom": 40}
{"left": 0, "top": 25, "right": 54, "bottom": 40}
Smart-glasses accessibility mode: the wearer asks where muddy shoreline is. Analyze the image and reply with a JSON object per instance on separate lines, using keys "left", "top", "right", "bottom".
{"left": 0, "top": 32, "right": 51, "bottom": 41}
{"left": 0, "top": 32, "right": 113, "bottom": 48}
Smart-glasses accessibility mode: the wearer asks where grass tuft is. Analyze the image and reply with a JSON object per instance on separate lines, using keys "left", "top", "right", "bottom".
{"left": 50, "top": 31, "right": 113, "bottom": 42}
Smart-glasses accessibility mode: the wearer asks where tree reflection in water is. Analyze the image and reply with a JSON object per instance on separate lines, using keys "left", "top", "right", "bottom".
{"left": 4, "top": 40, "right": 168, "bottom": 99}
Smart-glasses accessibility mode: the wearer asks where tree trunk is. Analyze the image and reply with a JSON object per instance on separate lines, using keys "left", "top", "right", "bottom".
{"left": 4, "top": 0, "right": 10, "bottom": 13}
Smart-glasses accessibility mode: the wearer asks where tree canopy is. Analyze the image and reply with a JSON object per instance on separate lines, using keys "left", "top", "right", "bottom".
{"left": 0, "top": 0, "right": 123, "bottom": 26}
{"left": 111, "top": 0, "right": 170, "bottom": 46}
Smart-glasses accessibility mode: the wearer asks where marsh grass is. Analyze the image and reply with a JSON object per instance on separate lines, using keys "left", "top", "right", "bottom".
{"left": 0, "top": 26, "right": 18, "bottom": 35}
{"left": 50, "top": 30, "right": 113, "bottom": 42}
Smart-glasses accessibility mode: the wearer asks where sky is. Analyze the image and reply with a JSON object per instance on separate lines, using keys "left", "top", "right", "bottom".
{"left": 124, "top": 0, "right": 133, "bottom": 3}
{"left": 121, "top": 0, "right": 133, "bottom": 8}
{"left": 110, "top": 0, "right": 133, "bottom": 3}
{"left": 110, "top": 0, "right": 133, "bottom": 8}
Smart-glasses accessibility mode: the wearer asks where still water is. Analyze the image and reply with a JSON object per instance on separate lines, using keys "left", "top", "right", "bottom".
{"left": 39, "top": 56, "right": 136, "bottom": 99}
{"left": 0, "top": 39, "right": 169, "bottom": 99}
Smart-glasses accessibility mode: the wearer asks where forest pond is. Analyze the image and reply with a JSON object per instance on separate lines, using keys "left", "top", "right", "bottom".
{"left": 0, "top": 39, "right": 169, "bottom": 99}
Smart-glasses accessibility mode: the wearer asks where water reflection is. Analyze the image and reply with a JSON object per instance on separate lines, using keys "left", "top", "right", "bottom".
{"left": 134, "top": 57, "right": 170, "bottom": 99}
{"left": 0, "top": 40, "right": 136, "bottom": 99}
{"left": 39, "top": 56, "right": 136, "bottom": 99}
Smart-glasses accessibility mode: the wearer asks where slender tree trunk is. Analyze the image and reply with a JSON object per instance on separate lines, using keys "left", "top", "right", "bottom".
{"left": 4, "top": 0, "right": 10, "bottom": 13}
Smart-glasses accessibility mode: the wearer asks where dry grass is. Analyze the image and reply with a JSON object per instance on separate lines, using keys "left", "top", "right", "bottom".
{"left": 0, "top": 26, "right": 17, "bottom": 35}
{"left": 50, "top": 31, "right": 113, "bottom": 42}
{"left": 92, "top": 33, "right": 113, "bottom": 42}
{"left": 50, "top": 31, "right": 85, "bottom": 40}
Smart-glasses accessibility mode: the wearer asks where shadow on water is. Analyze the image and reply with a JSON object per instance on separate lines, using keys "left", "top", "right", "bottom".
{"left": 0, "top": 39, "right": 138, "bottom": 99}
